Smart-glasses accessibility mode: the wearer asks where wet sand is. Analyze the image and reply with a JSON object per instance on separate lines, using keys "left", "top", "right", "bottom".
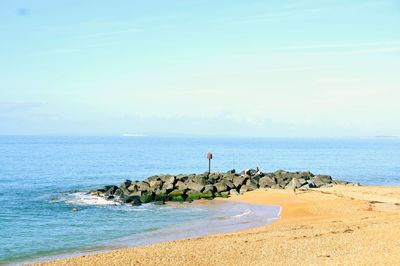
{"left": 32, "top": 186, "right": 400, "bottom": 266}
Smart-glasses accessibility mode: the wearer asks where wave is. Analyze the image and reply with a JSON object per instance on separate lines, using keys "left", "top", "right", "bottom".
{"left": 232, "top": 209, "right": 251, "bottom": 218}
{"left": 54, "top": 192, "right": 192, "bottom": 211}
{"left": 58, "top": 192, "right": 121, "bottom": 206}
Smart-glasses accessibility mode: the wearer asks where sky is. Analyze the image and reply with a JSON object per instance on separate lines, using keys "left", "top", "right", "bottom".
{"left": 1, "top": 0, "right": 400, "bottom": 137}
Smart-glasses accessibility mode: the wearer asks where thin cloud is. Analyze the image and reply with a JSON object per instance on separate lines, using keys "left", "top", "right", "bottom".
{"left": 230, "top": 6, "right": 326, "bottom": 25}
{"left": 190, "top": 66, "right": 324, "bottom": 77}
{"left": 31, "top": 40, "right": 124, "bottom": 57}
{"left": 315, "top": 78, "right": 361, "bottom": 84}
{"left": 72, "top": 27, "right": 143, "bottom": 42}
{"left": 230, "top": 41, "right": 400, "bottom": 58}
{"left": 268, "top": 41, "right": 400, "bottom": 51}
{"left": 228, "top": 0, "right": 384, "bottom": 25}
{"left": 309, "top": 47, "right": 400, "bottom": 55}
{"left": 32, "top": 48, "right": 77, "bottom": 57}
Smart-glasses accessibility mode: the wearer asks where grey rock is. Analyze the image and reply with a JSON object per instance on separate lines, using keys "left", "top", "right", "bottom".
{"left": 186, "top": 189, "right": 201, "bottom": 194}
{"left": 103, "top": 185, "right": 118, "bottom": 192}
{"left": 175, "top": 181, "right": 187, "bottom": 190}
{"left": 166, "top": 175, "right": 176, "bottom": 185}
{"left": 259, "top": 176, "right": 276, "bottom": 188}
{"left": 227, "top": 169, "right": 236, "bottom": 174}
{"left": 245, "top": 179, "right": 258, "bottom": 190}
{"left": 275, "top": 173, "right": 291, "bottom": 187}
{"left": 298, "top": 178, "right": 307, "bottom": 186}
{"left": 161, "top": 182, "right": 175, "bottom": 193}
{"left": 207, "top": 176, "right": 218, "bottom": 184}
{"left": 149, "top": 180, "right": 163, "bottom": 188}
{"left": 175, "top": 175, "right": 189, "bottom": 182}
{"left": 307, "top": 181, "right": 317, "bottom": 188}
{"left": 138, "top": 181, "right": 151, "bottom": 191}
{"left": 120, "top": 179, "right": 132, "bottom": 194}
{"left": 333, "top": 180, "right": 349, "bottom": 185}
{"left": 168, "top": 189, "right": 185, "bottom": 197}
{"left": 318, "top": 175, "right": 333, "bottom": 182}
{"left": 188, "top": 175, "right": 207, "bottom": 185}
{"left": 245, "top": 169, "right": 257, "bottom": 176}
{"left": 274, "top": 170, "right": 289, "bottom": 177}
{"left": 128, "top": 191, "right": 142, "bottom": 197}
{"left": 229, "top": 189, "right": 239, "bottom": 195}
{"left": 285, "top": 178, "right": 302, "bottom": 190}
{"left": 312, "top": 177, "right": 325, "bottom": 187}
{"left": 208, "top": 173, "right": 221, "bottom": 183}
{"left": 147, "top": 175, "right": 159, "bottom": 182}
{"left": 159, "top": 175, "right": 175, "bottom": 184}
{"left": 347, "top": 182, "right": 361, "bottom": 186}
{"left": 186, "top": 182, "right": 205, "bottom": 192}
{"left": 220, "top": 191, "right": 230, "bottom": 198}
{"left": 131, "top": 198, "right": 142, "bottom": 206}
{"left": 203, "top": 184, "right": 215, "bottom": 194}
{"left": 104, "top": 185, "right": 118, "bottom": 196}
{"left": 214, "top": 181, "right": 228, "bottom": 192}
{"left": 250, "top": 175, "right": 261, "bottom": 184}
{"left": 127, "top": 183, "right": 139, "bottom": 192}
{"left": 300, "top": 171, "right": 314, "bottom": 180}
{"left": 223, "top": 179, "right": 235, "bottom": 189}
{"left": 239, "top": 185, "right": 249, "bottom": 194}
{"left": 312, "top": 175, "right": 332, "bottom": 187}
{"left": 300, "top": 181, "right": 317, "bottom": 189}
{"left": 120, "top": 195, "right": 141, "bottom": 204}
{"left": 114, "top": 189, "right": 123, "bottom": 197}
{"left": 120, "top": 179, "right": 132, "bottom": 188}
{"left": 223, "top": 173, "right": 236, "bottom": 182}
{"left": 233, "top": 175, "right": 247, "bottom": 188}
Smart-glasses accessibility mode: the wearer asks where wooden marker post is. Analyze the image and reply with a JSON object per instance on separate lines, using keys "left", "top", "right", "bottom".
{"left": 207, "top": 152, "right": 213, "bottom": 174}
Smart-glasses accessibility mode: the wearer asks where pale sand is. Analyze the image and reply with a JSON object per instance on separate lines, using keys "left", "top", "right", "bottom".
{"left": 33, "top": 186, "right": 400, "bottom": 266}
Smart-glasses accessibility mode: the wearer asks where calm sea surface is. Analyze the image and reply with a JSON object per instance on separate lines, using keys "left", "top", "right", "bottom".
{"left": 0, "top": 136, "right": 399, "bottom": 264}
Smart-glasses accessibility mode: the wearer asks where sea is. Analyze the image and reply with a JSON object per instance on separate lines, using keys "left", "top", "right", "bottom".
{"left": 1, "top": 136, "right": 399, "bottom": 265}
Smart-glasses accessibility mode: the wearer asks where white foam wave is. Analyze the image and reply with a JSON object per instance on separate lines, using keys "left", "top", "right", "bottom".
{"left": 232, "top": 210, "right": 251, "bottom": 218}
{"left": 63, "top": 192, "right": 121, "bottom": 206}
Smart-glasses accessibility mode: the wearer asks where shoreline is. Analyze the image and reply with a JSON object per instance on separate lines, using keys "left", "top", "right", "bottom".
{"left": 20, "top": 200, "right": 279, "bottom": 266}
{"left": 32, "top": 185, "right": 400, "bottom": 265}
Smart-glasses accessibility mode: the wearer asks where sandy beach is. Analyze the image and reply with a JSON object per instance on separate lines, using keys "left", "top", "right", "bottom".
{"left": 32, "top": 185, "right": 400, "bottom": 266}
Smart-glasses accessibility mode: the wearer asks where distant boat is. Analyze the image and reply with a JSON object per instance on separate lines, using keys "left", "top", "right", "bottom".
{"left": 122, "top": 133, "right": 145, "bottom": 137}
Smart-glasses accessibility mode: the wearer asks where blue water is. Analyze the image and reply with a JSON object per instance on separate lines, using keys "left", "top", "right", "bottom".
{"left": 1, "top": 136, "right": 399, "bottom": 264}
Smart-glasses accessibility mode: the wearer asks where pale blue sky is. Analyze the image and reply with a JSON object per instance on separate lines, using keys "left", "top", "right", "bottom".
{"left": 1, "top": 0, "right": 400, "bottom": 136}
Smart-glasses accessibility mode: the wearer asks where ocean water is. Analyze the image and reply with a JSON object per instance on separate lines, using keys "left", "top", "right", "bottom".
{"left": 0, "top": 136, "right": 399, "bottom": 264}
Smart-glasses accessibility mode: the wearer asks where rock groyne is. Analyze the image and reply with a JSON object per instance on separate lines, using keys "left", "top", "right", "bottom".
{"left": 91, "top": 169, "right": 359, "bottom": 205}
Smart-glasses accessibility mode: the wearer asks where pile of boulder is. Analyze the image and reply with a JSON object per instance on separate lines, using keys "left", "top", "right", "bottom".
{"left": 90, "top": 169, "right": 358, "bottom": 206}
